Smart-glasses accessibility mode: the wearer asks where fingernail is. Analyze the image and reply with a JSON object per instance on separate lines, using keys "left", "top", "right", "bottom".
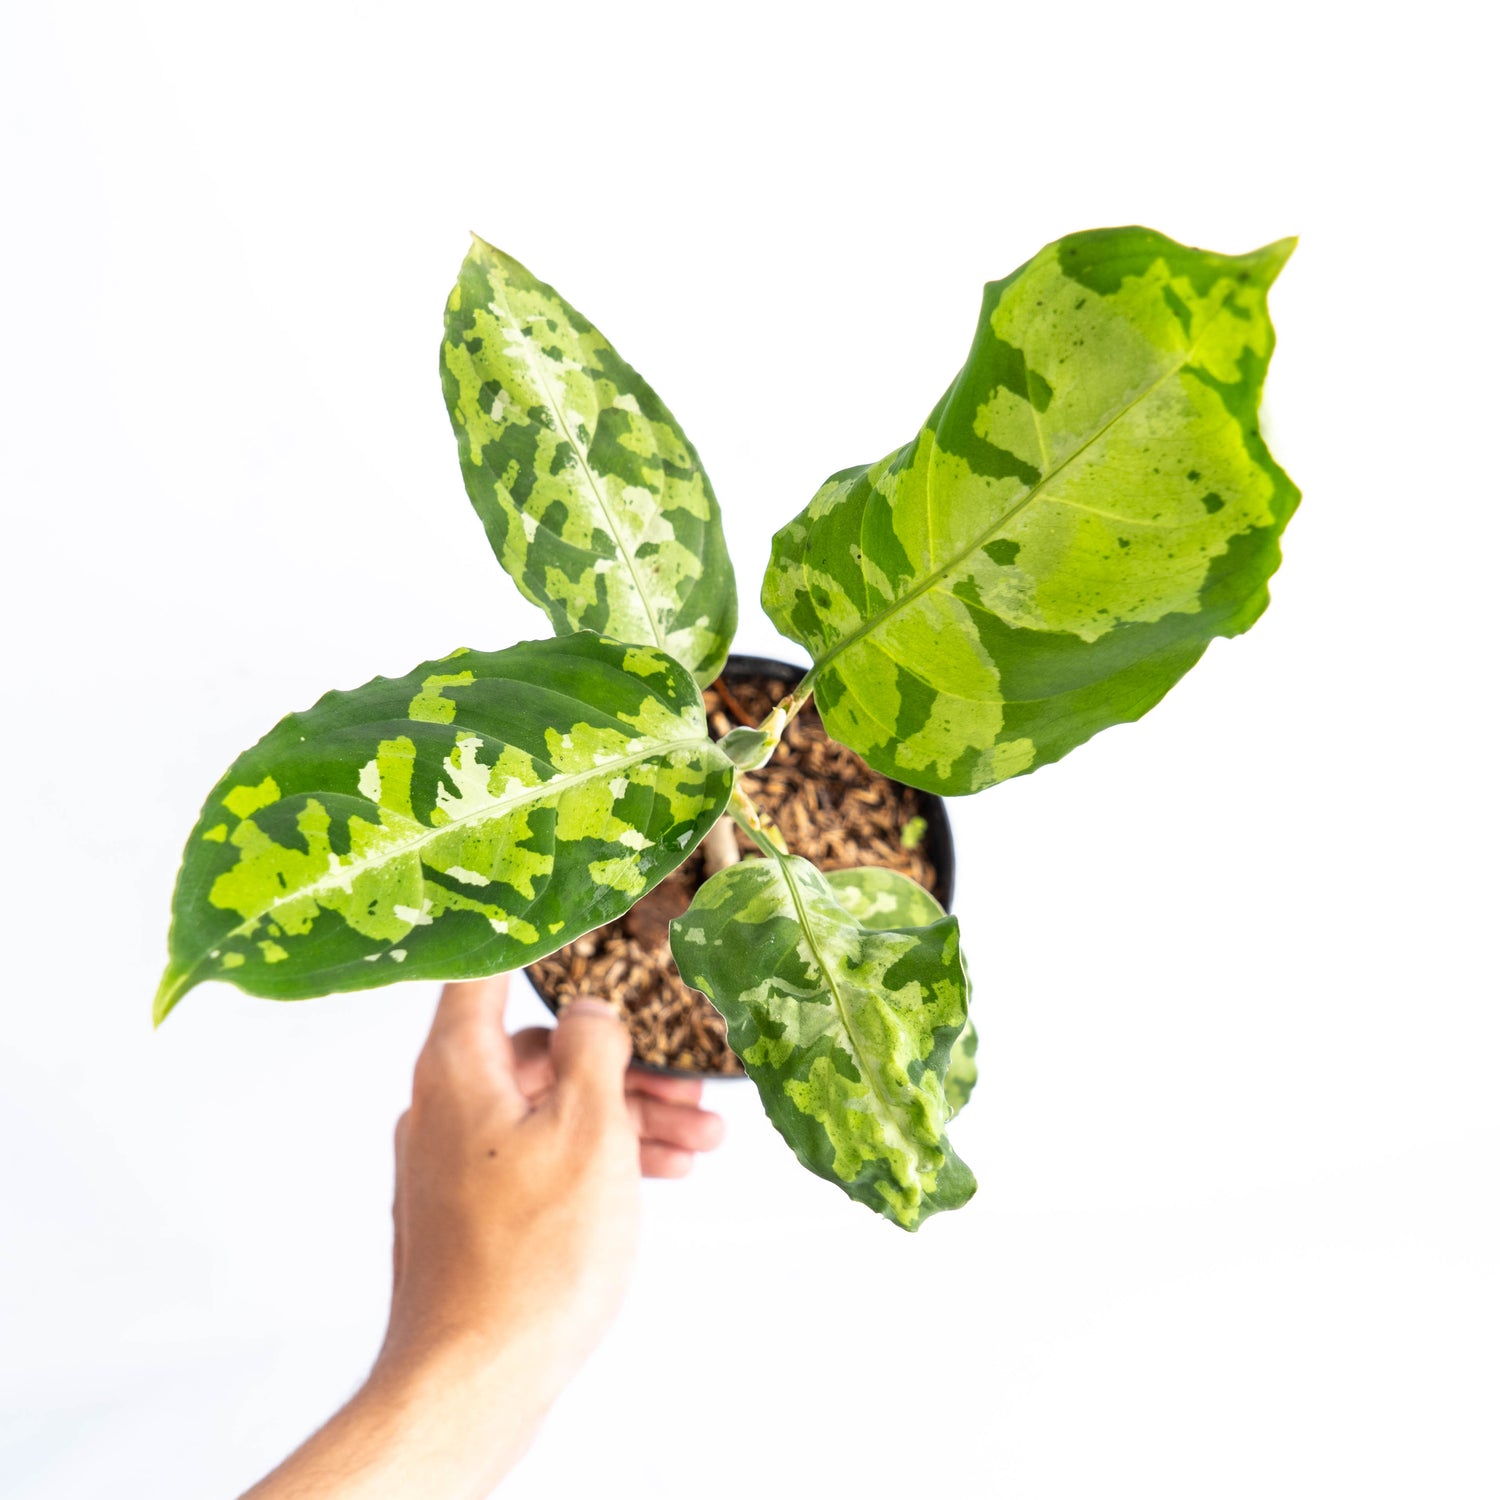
{"left": 560, "top": 998, "right": 621, "bottom": 1022}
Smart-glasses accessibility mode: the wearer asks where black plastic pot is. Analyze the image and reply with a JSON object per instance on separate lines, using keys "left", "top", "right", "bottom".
{"left": 524, "top": 652, "right": 957, "bottom": 1073}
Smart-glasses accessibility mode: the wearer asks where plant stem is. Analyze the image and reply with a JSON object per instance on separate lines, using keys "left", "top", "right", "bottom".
{"left": 755, "top": 669, "right": 817, "bottom": 744}
{"left": 727, "top": 780, "right": 787, "bottom": 860}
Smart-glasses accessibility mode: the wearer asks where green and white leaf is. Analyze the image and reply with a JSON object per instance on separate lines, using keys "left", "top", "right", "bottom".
{"left": 828, "top": 866, "right": 977, "bottom": 1117}
{"left": 944, "top": 1019, "right": 978, "bottom": 1116}
{"left": 157, "top": 634, "right": 733, "bottom": 1022}
{"left": 441, "top": 236, "right": 737, "bottom": 686}
{"left": 718, "top": 724, "right": 778, "bottom": 771}
{"left": 826, "top": 865, "right": 945, "bottom": 929}
{"left": 763, "top": 226, "right": 1299, "bottom": 795}
{"left": 670, "top": 856, "right": 974, "bottom": 1229}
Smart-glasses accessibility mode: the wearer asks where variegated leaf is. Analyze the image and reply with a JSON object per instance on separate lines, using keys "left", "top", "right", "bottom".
{"left": 718, "top": 724, "right": 778, "bottom": 770}
{"left": 826, "top": 865, "right": 946, "bottom": 929}
{"left": 944, "top": 1020, "right": 978, "bottom": 1116}
{"left": 156, "top": 634, "right": 733, "bottom": 1022}
{"left": 670, "top": 856, "right": 974, "bottom": 1229}
{"left": 764, "top": 226, "right": 1299, "bottom": 795}
{"left": 441, "top": 236, "right": 737, "bottom": 686}
{"left": 828, "top": 866, "right": 977, "bottom": 1118}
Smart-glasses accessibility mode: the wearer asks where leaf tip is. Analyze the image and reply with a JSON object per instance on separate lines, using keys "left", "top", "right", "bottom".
{"left": 465, "top": 231, "right": 527, "bottom": 282}
{"left": 1248, "top": 235, "right": 1298, "bottom": 285}
{"left": 152, "top": 966, "right": 193, "bottom": 1028}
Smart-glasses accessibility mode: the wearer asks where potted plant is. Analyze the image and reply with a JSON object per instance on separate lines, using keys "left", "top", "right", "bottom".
{"left": 156, "top": 225, "right": 1297, "bottom": 1229}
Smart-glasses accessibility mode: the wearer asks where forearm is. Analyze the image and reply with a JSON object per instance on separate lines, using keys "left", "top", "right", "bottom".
{"left": 242, "top": 1335, "right": 553, "bottom": 1500}
{"left": 242, "top": 985, "right": 711, "bottom": 1497}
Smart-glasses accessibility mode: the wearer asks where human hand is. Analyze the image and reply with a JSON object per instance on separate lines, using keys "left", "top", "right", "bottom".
{"left": 505, "top": 1005, "right": 729, "bottom": 1181}
{"left": 383, "top": 974, "right": 724, "bottom": 1390}
{"left": 243, "top": 973, "right": 724, "bottom": 1499}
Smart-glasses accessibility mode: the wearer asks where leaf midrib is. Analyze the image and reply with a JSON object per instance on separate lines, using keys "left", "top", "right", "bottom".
{"left": 208, "top": 732, "right": 719, "bottom": 951}
{"left": 774, "top": 855, "right": 933, "bottom": 1177}
{"left": 486, "top": 277, "right": 670, "bottom": 653}
{"left": 811, "top": 294, "right": 1235, "bottom": 678}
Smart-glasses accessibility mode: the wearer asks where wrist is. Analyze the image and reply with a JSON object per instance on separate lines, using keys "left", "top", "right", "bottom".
{"left": 365, "top": 1321, "right": 564, "bottom": 1469}
{"left": 240, "top": 1331, "right": 548, "bottom": 1500}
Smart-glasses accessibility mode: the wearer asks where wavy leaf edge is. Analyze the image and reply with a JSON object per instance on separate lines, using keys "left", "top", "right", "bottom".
{"left": 764, "top": 224, "right": 1299, "bottom": 795}
{"left": 670, "top": 854, "right": 974, "bottom": 1229}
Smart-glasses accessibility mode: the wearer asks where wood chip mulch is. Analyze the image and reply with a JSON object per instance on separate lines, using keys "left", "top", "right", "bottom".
{"left": 525, "top": 671, "right": 941, "bottom": 1076}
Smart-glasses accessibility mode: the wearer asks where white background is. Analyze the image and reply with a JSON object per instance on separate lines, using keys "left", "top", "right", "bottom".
{"left": 2, "top": 3, "right": 1495, "bottom": 1496}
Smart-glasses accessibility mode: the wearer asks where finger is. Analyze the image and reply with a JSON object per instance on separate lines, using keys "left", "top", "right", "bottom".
{"left": 522, "top": 1032, "right": 709, "bottom": 1111}
{"left": 414, "top": 974, "right": 526, "bottom": 1115}
{"left": 391, "top": 1110, "right": 411, "bottom": 1290}
{"left": 640, "top": 1142, "right": 695, "bottom": 1178}
{"left": 418, "top": 973, "right": 514, "bottom": 1073}
{"left": 633, "top": 1096, "right": 726, "bottom": 1154}
{"left": 626, "top": 1070, "right": 705, "bottom": 1107}
{"left": 509, "top": 1027, "right": 555, "bottom": 1102}
{"left": 428, "top": 973, "right": 511, "bottom": 1045}
{"left": 548, "top": 998, "right": 632, "bottom": 1125}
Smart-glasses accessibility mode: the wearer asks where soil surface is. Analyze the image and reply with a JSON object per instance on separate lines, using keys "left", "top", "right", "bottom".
{"left": 526, "top": 672, "right": 941, "bottom": 1075}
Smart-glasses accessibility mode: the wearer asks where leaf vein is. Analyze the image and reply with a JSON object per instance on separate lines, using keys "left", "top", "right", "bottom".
{"left": 486, "top": 278, "right": 669, "bottom": 651}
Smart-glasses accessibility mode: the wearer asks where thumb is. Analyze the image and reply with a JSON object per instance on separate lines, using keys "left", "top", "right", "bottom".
{"left": 548, "top": 998, "right": 632, "bottom": 1124}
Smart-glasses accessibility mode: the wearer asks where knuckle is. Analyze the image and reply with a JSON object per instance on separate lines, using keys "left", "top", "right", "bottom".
{"left": 410, "top": 1046, "right": 449, "bottom": 1103}
{"left": 557, "top": 1101, "right": 620, "bottom": 1162}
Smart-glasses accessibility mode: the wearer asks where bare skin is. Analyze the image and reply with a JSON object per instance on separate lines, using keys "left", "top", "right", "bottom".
{"left": 243, "top": 975, "right": 724, "bottom": 1499}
